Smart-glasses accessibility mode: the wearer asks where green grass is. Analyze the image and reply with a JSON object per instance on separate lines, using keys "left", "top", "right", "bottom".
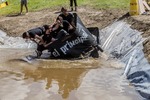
{"left": 0, "top": 0, "right": 129, "bottom": 15}
{"left": 79, "top": 0, "right": 129, "bottom": 9}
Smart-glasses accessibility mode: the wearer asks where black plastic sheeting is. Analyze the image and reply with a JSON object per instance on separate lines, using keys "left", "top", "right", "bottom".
{"left": 100, "top": 21, "right": 150, "bottom": 99}
{"left": 47, "top": 13, "right": 100, "bottom": 59}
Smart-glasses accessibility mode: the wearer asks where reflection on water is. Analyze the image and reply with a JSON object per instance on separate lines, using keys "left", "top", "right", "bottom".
{"left": 0, "top": 49, "right": 143, "bottom": 100}
{"left": 23, "top": 68, "right": 88, "bottom": 99}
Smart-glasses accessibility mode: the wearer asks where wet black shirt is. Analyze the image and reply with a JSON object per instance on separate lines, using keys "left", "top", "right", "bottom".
{"left": 42, "top": 34, "right": 53, "bottom": 44}
{"left": 59, "top": 13, "right": 74, "bottom": 24}
{"left": 61, "top": 20, "right": 70, "bottom": 32}
{"left": 28, "top": 27, "right": 45, "bottom": 38}
{"left": 51, "top": 21, "right": 69, "bottom": 38}
{"left": 51, "top": 24, "right": 62, "bottom": 38}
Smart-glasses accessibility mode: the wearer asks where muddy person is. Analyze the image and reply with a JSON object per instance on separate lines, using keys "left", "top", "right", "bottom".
{"left": 22, "top": 25, "right": 51, "bottom": 57}
{"left": 22, "top": 25, "right": 49, "bottom": 44}
{"left": 20, "top": 0, "right": 28, "bottom": 14}
{"left": 70, "top": 0, "right": 77, "bottom": 11}
{"left": 58, "top": 7, "right": 75, "bottom": 27}
{"left": 36, "top": 27, "right": 56, "bottom": 58}
{"left": 51, "top": 16, "right": 75, "bottom": 41}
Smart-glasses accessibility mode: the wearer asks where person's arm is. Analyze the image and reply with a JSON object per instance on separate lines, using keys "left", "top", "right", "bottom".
{"left": 52, "top": 21, "right": 61, "bottom": 31}
{"left": 69, "top": 13, "right": 76, "bottom": 28}
{"left": 64, "top": 20, "right": 74, "bottom": 31}
{"left": 35, "top": 35, "right": 44, "bottom": 44}
{"left": 44, "top": 42, "right": 52, "bottom": 47}
{"left": 51, "top": 37, "right": 57, "bottom": 42}
{"left": 69, "top": 23, "right": 74, "bottom": 30}
{"left": 30, "top": 38, "right": 38, "bottom": 44}
{"left": 44, "top": 38, "right": 56, "bottom": 47}
{"left": 51, "top": 15, "right": 61, "bottom": 28}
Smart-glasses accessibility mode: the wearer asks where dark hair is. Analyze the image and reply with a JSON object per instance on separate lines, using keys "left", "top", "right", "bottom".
{"left": 22, "top": 32, "right": 28, "bottom": 38}
{"left": 61, "top": 7, "right": 67, "bottom": 12}
{"left": 43, "top": 25, "right": 49, "bottom": 30}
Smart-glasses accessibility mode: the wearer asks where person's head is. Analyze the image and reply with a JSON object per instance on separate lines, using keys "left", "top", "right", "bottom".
{"left": 61, "top": 7, "right": 67, "bottom": 15}
{"left": 22, "top": 32, "right": 29, "bottom": 39}
{"left": 43, "top": 24, "right": 50, "bottom": 32}
{"left": 42, "top": 25, "right": 49, "bottom": 32}
{"left": 45, "top": 26, "right": 53, "bottom": 34}
{"left": 49, "top": 27, "right": 53, "bottom": 32}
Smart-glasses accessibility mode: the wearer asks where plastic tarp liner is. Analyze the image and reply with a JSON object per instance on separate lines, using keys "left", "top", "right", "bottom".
{"left": 100, "top": 21, "right": 150, "bottom": 99}
{"left": 47, "top": 13, "right": 99, "bottom": 59}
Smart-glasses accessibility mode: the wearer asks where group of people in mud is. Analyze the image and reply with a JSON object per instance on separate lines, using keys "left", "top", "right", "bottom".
{"left": 22, "top": 7, "right": 76, "bottom": 58}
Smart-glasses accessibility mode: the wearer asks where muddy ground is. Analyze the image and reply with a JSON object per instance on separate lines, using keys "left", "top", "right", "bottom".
{"left": 0, "top": 7, "right": 150, "bottom": 62}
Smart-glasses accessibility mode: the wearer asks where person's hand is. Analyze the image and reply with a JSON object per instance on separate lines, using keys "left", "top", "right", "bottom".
{"left": 38, "top": 41, "right": 44, "bottom": 45}
{"left": 30, "top": 38, "right": 34, "bottom": 41}
{"left": 44, "top": 44, "right": 48, "bottom": 47}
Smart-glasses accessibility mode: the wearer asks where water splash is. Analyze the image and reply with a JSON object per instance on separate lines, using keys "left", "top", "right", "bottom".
{"left": 0, "top": 30, "right": 36, "bottom": 49}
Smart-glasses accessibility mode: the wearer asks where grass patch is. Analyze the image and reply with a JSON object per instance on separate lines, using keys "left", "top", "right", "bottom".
{"left": 0, "top": 0, "right": 129, "bottom": 15}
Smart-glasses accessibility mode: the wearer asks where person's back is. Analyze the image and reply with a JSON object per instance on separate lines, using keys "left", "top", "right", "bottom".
{"left": 27, "top": 27, "right": 44, "bottom": 38}
{"left": 22, "top": 25, "right": 49, "bottom": 43}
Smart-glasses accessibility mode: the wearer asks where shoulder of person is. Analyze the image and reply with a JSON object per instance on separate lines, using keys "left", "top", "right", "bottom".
{"left": 68, "top": 13, "right": 74, "bottom": 16}
{"left": 37, "top": 27, "right": 44, "bottom": 31}
{"left": 29, "top": 27, "right": 39, "bottom": 31}
{"left": 58, "top": 13, "right": 64, "bottom": 17}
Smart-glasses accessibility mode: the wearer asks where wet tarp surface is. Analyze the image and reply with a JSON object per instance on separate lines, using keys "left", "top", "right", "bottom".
{"left": 100, "top": 21, "right": 150, "bottom": 99}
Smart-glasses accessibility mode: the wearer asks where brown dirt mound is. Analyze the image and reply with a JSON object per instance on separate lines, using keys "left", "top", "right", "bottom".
{"left": 0, "top": 7, "right": 127, "bottom": 36}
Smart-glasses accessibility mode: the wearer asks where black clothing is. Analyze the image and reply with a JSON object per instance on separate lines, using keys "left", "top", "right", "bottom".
{"left": 37, "top": 33, "right": 53, "bottom": 53}
{"left": 51, "top": 20, "right": 70, "bottom": 39}
{"left": 51, "top": 24, "right": 62, "bottom": 38}
{"left": 55, "top": 29, "right": 69, "bottom": 40}
{"left": 61, "top": 20, "right": 70, "bottom": 32}
{"left": 70, "top": 0, "right": 77, "bottom": 7}
{"left": 42, "top": 34, "right": 53, "bottom": 44}
{"left": 27, "top": 27, "right": 45, "bottom": 38}
{"left": 37, "top": 44, "right": 46, "bottom": 53}
{"left": 59, "top": 13, "right": 74, "bottom": 24}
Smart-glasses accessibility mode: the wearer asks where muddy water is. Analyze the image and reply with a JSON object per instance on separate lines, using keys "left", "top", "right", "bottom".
{"left": 0, "top": 48, "right": 143, "bottom": 100}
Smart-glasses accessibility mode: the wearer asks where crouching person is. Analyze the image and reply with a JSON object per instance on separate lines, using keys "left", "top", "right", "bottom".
{"left": 51, "top": 16, "right": 75, "bottom": 41}
{"left": 22, "top": 25, "right": 50, "bottom": 43}
{"left": 36, "top": 27, "right": 56, "bottom": 58}
{"left": 22, "top": 25, "right": 54, "bottom": 58}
